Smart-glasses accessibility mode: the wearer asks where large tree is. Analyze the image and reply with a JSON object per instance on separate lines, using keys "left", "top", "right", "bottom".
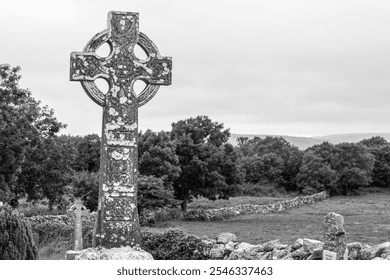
{"left": 0, "top": 65, "right": 68, "bottom": 207}
{"left": 171, "top": 116, "right": 241, "bottom": 211}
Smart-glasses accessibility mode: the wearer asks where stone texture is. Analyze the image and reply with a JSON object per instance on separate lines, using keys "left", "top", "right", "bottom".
{"left": 69, "top": 11, "right": 172, "bottom": 248}
{"left": 347, "top": 242, "right": 362, "bottom": 260}
{"left": 359, "top": 242, "right": 390, "bottom": 260}
{"left": 228, "top": 242, "right": 264, "bottom": 260}
{"left": 263, "top": 239, "right": 280, "bottom": 252}
{"left": 209, "top": 244, "right": 226, "bottom": 259}
{"left": 68, "top": 246, "right": 153, "bottom": 260}
{"left": 303, "top": 238, "right": 323, "bottom": 253}
{"left": 184, "top": 192, "right": 327, "bottom": 221}
{"left": 323, "top": 212, "right": 348, "bottom": 260}
{"left": 291, "top": 247, "right": 311, "bottom": 260}
{"left": 216, "top": 232, "right": 237, "bottom": 244}
{"left": 292, "top": 238, "right": 304, "bottom": 250}
{"left": 306, "top": 248, "right": 323, "bottom": 260}
{"left": 380, "top": 247, "right": 390, "bottom": 259}
{"left": 272, "top": 248, "right": 290, "bottom": 260}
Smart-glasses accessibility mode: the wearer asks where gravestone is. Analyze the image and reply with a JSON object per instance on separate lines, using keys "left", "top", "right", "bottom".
{"left": 323, "top": 212, "right": 348, "bottom": 260}
{"left": 70, "top": 11, "right": 172, "bottom": 248}
{"left": 68, "top": 199, "right": 89, "bottom": 250}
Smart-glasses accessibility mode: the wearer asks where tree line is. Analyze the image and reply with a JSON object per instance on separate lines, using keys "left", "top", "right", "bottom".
{"left": 2, "top": 65, "right": 390, "bottom": 213}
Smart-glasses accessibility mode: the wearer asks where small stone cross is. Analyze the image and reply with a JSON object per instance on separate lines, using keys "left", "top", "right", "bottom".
{"left": 68, "top": 199, "right": 89, "bottom": 251}
{"left": 70, "top": 11, "right": 172, "bottom": 248}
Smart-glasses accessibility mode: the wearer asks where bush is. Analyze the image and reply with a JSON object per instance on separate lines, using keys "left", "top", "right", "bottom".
{"left": 138, "top": 175, "right": 178, "bottom": 214}
{"left": 141, "top": 229, "right": 209, "bottom": 260}
{"left": 0, "top": 205, "right": 38, "bottom": 259}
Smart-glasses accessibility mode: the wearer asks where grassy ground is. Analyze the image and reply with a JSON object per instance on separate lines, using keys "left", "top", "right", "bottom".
{"left": 154, "top": 190, "right": 390, "bottom": 246}
{"left": 34, "top": 190, "right": 390, "bottom": 259}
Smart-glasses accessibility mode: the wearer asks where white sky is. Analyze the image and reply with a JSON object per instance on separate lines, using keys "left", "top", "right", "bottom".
{"left": 1, "top": 0, "right": 390, "bottom": 137}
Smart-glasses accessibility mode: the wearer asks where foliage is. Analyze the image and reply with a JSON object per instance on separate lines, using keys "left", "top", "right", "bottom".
{"left": 0, "top": 205, "right": 37, "bottom": 259}
{"left": 137, "top": 175, "right": 178, "bottom": 214}
{"left": 0, "top": 64, "right": 67, "bottom": 207}
{"left": 141, "top": 229, "right": 208, "bottom": 260}
{"left": 138, "top": 130, "right": 180, "bottom": 187}
{"left": 171, "top": 116, "right": 242, "bottom": 211}
{"left": 72, "top": 172, "right": 100, "bottom": 211}
{"left": 297, "top": 150, "right": 339, "bottom": 194}
{"left": 360, "top": 137, "right": 390, "bottom": 189}
{"left": 297, "top": 142, "right": 375, "bottom": 195}
{"left": 237, "top": 136, "right": 303, "bottom": 191}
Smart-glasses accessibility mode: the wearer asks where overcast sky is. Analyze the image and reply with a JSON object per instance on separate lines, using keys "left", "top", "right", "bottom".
{"left": 1, "top": 0, "right": 390, "bottom": 137}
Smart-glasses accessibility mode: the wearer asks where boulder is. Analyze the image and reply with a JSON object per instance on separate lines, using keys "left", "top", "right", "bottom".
{"left": 216, "top": 233, "right": 237, "bottom": 244}
{"left": 291, "top": 247, "right": 311, "bottom": 260}
{"left": 69, "top": 246, "right": 153, "bottom": 260}
{"left": 347, "top": 242, "right": 362, "bottom": 260}
{"left": 228, "top": 242, "right": 264, "bottom": 260}
{"left": 209, "top": 244, "right": 226, "bottom": 259}
{"left": 262, "top": 239, "right": 280, "bottom": 252}
{"left": 359, "top": 242, "right": 390, "bottom": 260}
{"left": 291, "top": 238, "right": 304, "bottom": 250}
{"left": 303, "top": 238, "right": 323, "bottom": 253}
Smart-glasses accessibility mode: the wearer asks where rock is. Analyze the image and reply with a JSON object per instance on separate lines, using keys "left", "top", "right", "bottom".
{"left": 380, "top": 247, "right": 390, "bottom": 259}
{"left": 224, "top": 241, "right": 235, "bottom": 252}
{"left": 306, "top": 248, "right": 323, "bottom": 260}
{"left": 282, "top": 253, "right": 294, "bottom": 260}
{"left": 292, "top": 238, "right": 304, "bottom": 250}
{"left": 260, "top": 251, "right": 272, "bottom": 260}
{"left": 303, "top": 238, "right": 323, "bottom": 253}
{"left": 359, "top": 242, "right": 390, "bottom": 260}
{"left": 291, "top": 247, "right": 311, "bottom": 260}
{"left": 263, "top": 239, "right": 280, "bottom": 252}
{"left": 209, "top": 244, "right": 226, "bottom": 259}
{"left": 228, "top": 242, "right": 264, "bottom": 260}
{"left": 323, "top": 212, "right": 348, "bottom": 260}
{"left": 372, "top": 257, "right": 386, "bottom": 260}
{"left": 272, "top": 248, "right": 289, "bottom": 260}
{"left": 216, "top": 233, "right": 237, "bottom": 244}
{"left": 72, "top": 246, "right": 153, "bottom": 260}
{"left": 347, "top": 242, "right": 362, "bottom": 260}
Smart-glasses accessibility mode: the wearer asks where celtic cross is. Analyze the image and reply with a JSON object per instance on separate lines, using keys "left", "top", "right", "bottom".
{"left": 70, "top": 11, "right": 172, "bottom": 248}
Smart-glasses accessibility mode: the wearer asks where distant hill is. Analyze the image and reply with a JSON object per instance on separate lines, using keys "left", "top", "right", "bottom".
{"left": 229, "top": 133, "right": 390, "bottom": 150}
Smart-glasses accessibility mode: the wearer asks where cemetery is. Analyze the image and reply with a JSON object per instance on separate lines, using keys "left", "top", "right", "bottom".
{"left": 1, "top": 9, "right": 390, "bottom": 261}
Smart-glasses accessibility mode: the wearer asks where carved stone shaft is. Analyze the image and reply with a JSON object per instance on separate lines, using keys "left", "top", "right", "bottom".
{"left": 69, "top": 11, "right": 172, "bottom": 248}
{"left": 323, "top": 212, "right": 348, "bottom": 260}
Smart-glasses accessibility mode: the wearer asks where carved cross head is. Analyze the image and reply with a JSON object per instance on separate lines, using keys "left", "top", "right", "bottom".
{"left": 70, "top": 11, "right": 172, "bottom": 108}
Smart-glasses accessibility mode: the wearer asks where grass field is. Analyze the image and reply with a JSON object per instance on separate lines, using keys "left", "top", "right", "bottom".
{"left": 34, "top": 190, "right": 390, "bottom": 259}
{"left": 152, "top": 190, "right": 390, "bottom": 246}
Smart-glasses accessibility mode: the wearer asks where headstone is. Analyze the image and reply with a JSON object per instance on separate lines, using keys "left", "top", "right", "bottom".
{"left": 322, "top": 249, "right": 337, "bottom": 260}
{"left": 69, "top": 11, "right": 172, "bottom": 248}
{"left": 68, "top": 199, "right": 89, "bottom": 251}
{"left": 323, "top": 212, "right": 348, "bottom": 260}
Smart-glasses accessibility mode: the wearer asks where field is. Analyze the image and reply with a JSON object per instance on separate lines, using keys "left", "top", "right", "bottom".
{"left": 150, "top": 190, "right": 390, "bottom": 246}
{"left": 34, "top": 189, "right": 390, "bottom": 259}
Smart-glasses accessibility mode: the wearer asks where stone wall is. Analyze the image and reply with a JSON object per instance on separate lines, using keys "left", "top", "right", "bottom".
{"left": 183, "top": 191, "right": 328, "bottom": 221}
{"left": 196, "top": 232, "right": 390, "bottom": 260}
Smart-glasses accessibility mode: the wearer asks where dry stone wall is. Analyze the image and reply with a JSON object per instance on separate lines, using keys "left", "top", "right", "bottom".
{"left": 183, "top": 191, "right": 328, "bottom": 221}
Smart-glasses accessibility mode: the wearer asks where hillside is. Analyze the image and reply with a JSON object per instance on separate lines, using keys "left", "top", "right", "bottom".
{"left": 229, "top": 133, "right": 390, "bottom": 150}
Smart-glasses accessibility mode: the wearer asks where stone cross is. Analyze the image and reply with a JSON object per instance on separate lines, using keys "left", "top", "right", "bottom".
{"left": 68, "top": 199, "right": 89, "bottom": 251}
{"left": 70, "top": 11, "right": 172, "bottom": 248}
{"left": 323, "top": 212, "right": 348, "bottom": 260}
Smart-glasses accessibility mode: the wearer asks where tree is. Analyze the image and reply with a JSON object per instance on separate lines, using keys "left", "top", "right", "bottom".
{"left": 334, "top": 143, "right": 375, "bottom": 195}
{"left": 360, "top": 137, "right": 390, "bottom": 189}
{"left": 171, "top": 116, "right": 241, "bottom": 211}
{"left": 237, "top": 136, "right": 303, "bottom": 191}
{"left": 296, "top": 151, "right": 338, "bottom": 194}
{"left": 0, "top": 65, "right": 67, "bottom": 207}
{"left": 138, "top": 130, "right": 180, "bottom": 188}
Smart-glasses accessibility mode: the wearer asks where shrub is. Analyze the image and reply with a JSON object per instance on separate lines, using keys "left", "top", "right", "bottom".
{"left": 0, "top": 205, "right": 38, "bottom": 259}
{"left": 141, "top": 229, "right": 209, "bottom": 260}
{"left": 138, "top": 175, "right": 178, "bottom": 214}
